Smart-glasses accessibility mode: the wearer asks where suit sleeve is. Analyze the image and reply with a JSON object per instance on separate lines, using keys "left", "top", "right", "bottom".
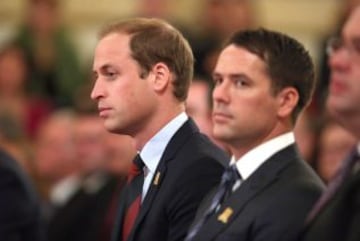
{"left": 166, "top": 157, "right": 223, "bottom": 241}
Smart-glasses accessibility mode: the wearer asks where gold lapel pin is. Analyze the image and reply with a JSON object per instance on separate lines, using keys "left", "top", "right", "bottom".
{"left": 153, "top": 171, "right": 161, "bottom": 185}
{"left": 217, "top": 207, "right": 234, "bottom": 224}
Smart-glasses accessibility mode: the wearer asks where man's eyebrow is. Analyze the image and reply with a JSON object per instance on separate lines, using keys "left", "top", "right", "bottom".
{"left": 212, "top": 72, "right": 250, "bottom": 79}
{"left": 212, "top": 72, "right": 221, "bottom": 78}
{"left": 99, "top": 63, "right": 112, "bottom": 71}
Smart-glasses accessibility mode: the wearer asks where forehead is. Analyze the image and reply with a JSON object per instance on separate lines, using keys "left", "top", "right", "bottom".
{"left": 214, "top": 44, "right": 266, "bottom": 73}
{"left": 93, "top": 33, "right": 132, "bottom": 68}
{"left": 95, "top": 33, "right": 131, "bottom": 57}
{"left": 343, "top": 7, "right": 360, "bottom": 38}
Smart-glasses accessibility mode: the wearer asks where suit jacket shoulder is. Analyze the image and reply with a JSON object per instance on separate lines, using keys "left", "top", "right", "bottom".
{"left": 129, "top": 119, "right": 228, "bottom": 241}
{"left": 192, "top": 144, "right": 325, "bottom": 241}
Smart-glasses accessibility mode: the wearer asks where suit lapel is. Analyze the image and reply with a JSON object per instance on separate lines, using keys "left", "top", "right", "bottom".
{"left": 127, "top": 119, "right": 199, "bottom": 241}
{"left": 194, "top": 145, "right": 298, "bottom": 241}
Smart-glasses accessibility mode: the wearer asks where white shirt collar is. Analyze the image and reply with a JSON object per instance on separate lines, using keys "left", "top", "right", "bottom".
{"left": 140, "top": 112, "right": 188, "bottom": 174}
{"left": 81, "top": 172, "right": 108, "bottom": 194}
{"left": 231, "top": 132, "right": 295, "bottom": 180}
{"left": 50, "top": 175, "right": 81, "bottom": 206}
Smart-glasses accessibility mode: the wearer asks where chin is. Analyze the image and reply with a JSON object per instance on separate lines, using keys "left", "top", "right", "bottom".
{"left": 103, "top": 120, "right": 118, "bottom": 132}
{"left": 212, "top": 131, "right": 227, "bottom": 142}
{"left": 328, "top": 96, "right": 349, "bottom": 111}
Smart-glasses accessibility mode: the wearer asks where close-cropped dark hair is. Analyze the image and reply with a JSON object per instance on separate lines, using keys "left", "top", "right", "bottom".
{"left": 99, "top": 18, "right": 194, "bottom": 102}
{"left": 225, "top": 28, "right": 315, "bottom": 122}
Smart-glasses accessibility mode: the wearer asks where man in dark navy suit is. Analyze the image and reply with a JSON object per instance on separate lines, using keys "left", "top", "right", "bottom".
{"left": 91, "top": 18, "right": 227, "bottom": 241}
{"left": 184, "top": 28, "right": 324, "bottom": 241}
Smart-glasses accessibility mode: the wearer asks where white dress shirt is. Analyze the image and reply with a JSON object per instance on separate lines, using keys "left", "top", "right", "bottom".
{"left": 230, "top": 132, "right": 295, "bottom": 191}
{"left": 139, "top": 112, "right": 188, "bottom": 201}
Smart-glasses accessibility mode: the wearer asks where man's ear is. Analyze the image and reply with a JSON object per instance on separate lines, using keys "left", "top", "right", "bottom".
{"left": 150, "top": 62, "right": 171, "bottom": 92}
{"left": 277, "top": 87, "right": 299, "bottom": 118}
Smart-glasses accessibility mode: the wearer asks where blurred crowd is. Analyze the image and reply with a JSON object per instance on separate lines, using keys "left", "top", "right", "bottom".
{"left": 0, "top": 0, "right": 359, "bottom": 240}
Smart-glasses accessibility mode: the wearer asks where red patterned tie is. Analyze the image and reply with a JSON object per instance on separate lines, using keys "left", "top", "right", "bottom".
{"left": 122, "top": 154, "right": 144, "bottom": 241}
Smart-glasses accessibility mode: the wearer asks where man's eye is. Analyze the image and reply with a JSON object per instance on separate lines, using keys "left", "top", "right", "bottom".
{"left": 234, "top": 78, "right": 248, "bottom": 87}
{"left": 106, "top": 71, "right": 117, "bottom": 79}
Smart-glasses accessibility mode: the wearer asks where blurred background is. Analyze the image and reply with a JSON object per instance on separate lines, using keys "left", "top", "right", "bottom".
{"left": 0, "top": 1, "right": 358, "bottom": 240}
{"left": 0, "top": 0, "right": 343, "bottom": 66}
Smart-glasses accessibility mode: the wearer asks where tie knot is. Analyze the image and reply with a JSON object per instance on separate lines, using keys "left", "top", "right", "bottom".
{"left": 134, "top": 154, "right": 145, "bottom": 170}
{"left": 128, "top": 154, "right": 145, "bottom": 182}
{"left": 221, "top": 165, "right": 240, "bottom": 186}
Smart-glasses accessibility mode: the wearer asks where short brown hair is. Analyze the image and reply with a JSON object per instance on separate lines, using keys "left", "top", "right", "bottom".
{"left": 226, "top": 28, "right": 315, "bottom": 122}
{"left": 99, "top": 18, "right": 194, "bottom": 102}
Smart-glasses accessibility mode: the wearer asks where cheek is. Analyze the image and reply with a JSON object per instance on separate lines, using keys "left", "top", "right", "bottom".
{"left": 352, "top": 81, "right": 360, "bottom": 99}
{"left": 243, "top": 95, "right": 277, "bottom": 121}
{"left": 112, "top": 82, "right": 137, "bottom": 105}
{"left": 119, "top": 83, "right": 155, "bottom": 118}
{"left": 234, "top": 93, "right": 273, "bottom": 112}
{"left": 343, "top": 78, "right": 360, "bottom": 104}
{"left": 352, "top": 68, "right": 360, "bottom": 78}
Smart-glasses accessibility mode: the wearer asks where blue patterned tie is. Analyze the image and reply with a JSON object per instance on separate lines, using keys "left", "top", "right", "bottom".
{"left": 185, "top": 164, "right": 241, "bottom": 241}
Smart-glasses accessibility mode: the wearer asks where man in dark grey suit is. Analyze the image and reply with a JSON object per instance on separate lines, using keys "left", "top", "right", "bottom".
{"left": 184, "top": 28, "right": 324, "bottom": 241}
{"left": 91, "top": 18, "right": 227, "bottom": 241}
{"left": 300, "top": 6, "right": 360, "bottom": 241}
{"left": 0, "top": 148, "right": 45, "bottom": 241}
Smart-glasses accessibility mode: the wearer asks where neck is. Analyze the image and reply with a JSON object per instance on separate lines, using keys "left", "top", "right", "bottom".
{"left": 134, "top": 103, "right": 185, "bottom": 151}
{"left": 333, "top": 111, "right": 360, "bottom": 139}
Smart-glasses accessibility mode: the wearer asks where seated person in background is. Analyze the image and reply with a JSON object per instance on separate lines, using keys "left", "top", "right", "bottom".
{"left": 0, "top": 147, "right": 45, "bottom": 241}
{"left": 0, "top": 43, "right": 52, "bottom": 139}
{"left": 315, "top": 119, "right": 357, "bottom": 183}
{"left": 186, "top": 77, "right": 229, "bottom": 153}
{"left": 13, "top": 0, "right": 84, "bottom": 107}
{"left": 300, "top": 6, "right": 360, "bottom": 241}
